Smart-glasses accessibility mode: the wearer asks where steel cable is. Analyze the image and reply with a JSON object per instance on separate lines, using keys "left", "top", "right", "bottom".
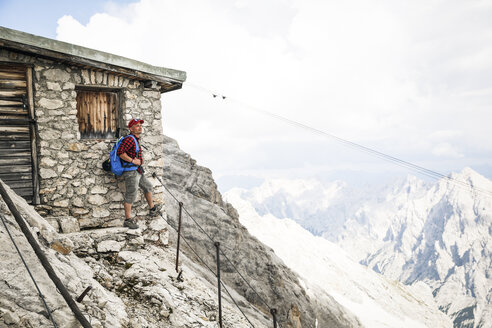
{"left": 153, "top": 201, "right": 256, "bottom": 327}
{"left": 186, "top": 82, "right": 492, "bottom": 199}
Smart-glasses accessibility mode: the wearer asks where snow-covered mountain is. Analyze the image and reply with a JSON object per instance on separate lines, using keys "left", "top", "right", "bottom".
{"left": 225, "top": 168, "right": 492, "bottom": 328}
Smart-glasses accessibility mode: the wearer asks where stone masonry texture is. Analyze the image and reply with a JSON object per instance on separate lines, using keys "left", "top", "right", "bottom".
{"left": 0, "top": 48, "right": 166, "bottom": 229}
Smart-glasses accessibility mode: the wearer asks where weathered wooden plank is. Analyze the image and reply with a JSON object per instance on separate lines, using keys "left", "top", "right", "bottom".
{"left": 91, "top": 93, "right": 96, "bottom": 133}
{"left": 0, "top": 132, "right": 30, "bottom": 138}
{"left": 105, "top": 93, "right": 110, "bottom": 132}
{"left": 0, "top": 119, "right": 33, "bottom": 125}
{"left": 1, "top": 150, "right": 31, "bottom": 157}
{"left": 0, "top": 133, "right": 30, "bottom": 141}
{"left": 0, "top": 140, "right": 31, "bottom": 149}
{"left": 0, "top": 125, "right": 29, "bottom": 133}
{"left": 26, "top": 67, "right": 34, "bottom": 120}
{"left": 0, "top": 106, "right": 27, "bottom": 114}
{"left": 91, "top": 92, "right": 97, "bottom": 133}
{"left": 0, "top": 164, "right": 31, "bottom": 174}
{"left": 0, "top": 90, "right": 26, "bottom": 97}
{"left": 9, "top": 187, "right": 33, "bottom": 198}
{"left": 0, "top": 172, "right": 32, "bottom": 180}
{"left": 0, "top": 71, "right": 25, "bottom": 80}
{"left": 0, "top": 148, "right": 31, "bottom": 155}
{"left": 0, "top": 80, "right": 27, "bottom": 88}
{"left": 0, "top": 99, "right": 23, "bottom": 106}
{"left": 0, "top": 114, "right": 29, "bottom": 121}
{"left": 0, "top": 157, "right": 31, "bottom": 165}
{"left": 0, "top": 65, "right": 26, "bottom": 72}
{"left": 4, "top": 180, "right": 33, "bottom": 189}
{"left": 98, "top": 92, "right": 104, "bottom": 132}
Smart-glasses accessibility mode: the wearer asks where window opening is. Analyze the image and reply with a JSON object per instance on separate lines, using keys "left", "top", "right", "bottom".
{"left": 76, "top": 90, "right": 119, "bottom": 139}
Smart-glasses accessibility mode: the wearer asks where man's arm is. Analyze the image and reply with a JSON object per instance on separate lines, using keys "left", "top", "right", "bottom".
{"left": 117, "top": 137, "right": 142, "bottom": 166}
{"left": 119, "top": 153, "right": 141, "bottom": 166}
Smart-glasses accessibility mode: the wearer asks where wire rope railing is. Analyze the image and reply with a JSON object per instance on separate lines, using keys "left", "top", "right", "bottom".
{"left": 152, "top": 173, "right": 281, "bottom": 327}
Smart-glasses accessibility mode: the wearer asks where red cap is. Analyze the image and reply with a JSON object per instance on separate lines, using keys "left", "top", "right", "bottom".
{"left": 128, "top": 118, "right": 144, "bottom": 128}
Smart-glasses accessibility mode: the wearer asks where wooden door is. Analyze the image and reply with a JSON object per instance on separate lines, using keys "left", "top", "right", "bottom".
{"left": 0, "top": 64, "right": 39, "bottom": 204}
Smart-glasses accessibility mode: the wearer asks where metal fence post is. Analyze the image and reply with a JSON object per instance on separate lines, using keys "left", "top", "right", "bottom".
{"left": 76, "top": 286, "right": 92, "bottom": 303}
{"left": 271, "top": 308, "right": 278, "bottom": 328}
{"left": 175, "top": 201, "right": 183, "bottom": 273}
{"left": 215, "top": 241, "right": 223, "bottom": 328}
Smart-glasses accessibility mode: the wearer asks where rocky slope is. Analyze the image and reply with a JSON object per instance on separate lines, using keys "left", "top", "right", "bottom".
{"left": 0, "top": 134, "right": 363, "bottom": 328}
{"left": 160, "top": 135, "right": 361, "bottom": 328}
{"left": 227, "top": 168, "right": 492, "bottom": 327}
{"left": 0, "top": 180, "right": 267, "bottom": 327}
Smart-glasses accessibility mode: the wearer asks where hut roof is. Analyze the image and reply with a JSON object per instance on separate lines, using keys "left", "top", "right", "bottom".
{"left": 0, "top": 26, "right": 186, "bottom": 93}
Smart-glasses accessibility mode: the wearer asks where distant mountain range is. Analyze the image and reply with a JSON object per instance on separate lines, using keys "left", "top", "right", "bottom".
{"left": 225, "top": 168, "right": 492, "bottom": 327}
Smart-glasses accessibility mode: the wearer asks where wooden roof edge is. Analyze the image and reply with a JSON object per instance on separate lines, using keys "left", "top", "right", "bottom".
{"left": 0, "top": 26, "right": 187, "bottom": 85}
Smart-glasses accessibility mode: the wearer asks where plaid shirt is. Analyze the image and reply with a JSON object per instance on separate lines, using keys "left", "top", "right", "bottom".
{"left": 117, "top": 134, "right": 143, "bottom": 174}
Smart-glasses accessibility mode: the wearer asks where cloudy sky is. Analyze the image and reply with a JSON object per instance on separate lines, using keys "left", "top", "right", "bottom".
{"left": 2, "top": 0, "right": 492, "bottom": 190}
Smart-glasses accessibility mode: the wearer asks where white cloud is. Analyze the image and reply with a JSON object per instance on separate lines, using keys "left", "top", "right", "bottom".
{"left": 55, "top": 0, "right": 492, "bottom": 185}
{"left": 431, "top": 143, "right": 464, "bottom": 159}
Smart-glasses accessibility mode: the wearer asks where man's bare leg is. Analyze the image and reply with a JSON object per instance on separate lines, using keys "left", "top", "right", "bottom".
{"left": 124, "top": 202, "right": 132, "bottom": 219}
{"left": 145, "top": 192, "right": 154, "bottom": 209}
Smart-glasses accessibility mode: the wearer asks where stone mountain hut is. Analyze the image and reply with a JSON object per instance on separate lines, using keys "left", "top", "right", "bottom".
{"left": 0, "top": 26, "right": 186, "bottom": 229}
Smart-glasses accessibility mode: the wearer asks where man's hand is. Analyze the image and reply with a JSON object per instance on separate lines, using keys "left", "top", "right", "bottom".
{"left": 119, "top": 153, "right": 141, "bottom": 166}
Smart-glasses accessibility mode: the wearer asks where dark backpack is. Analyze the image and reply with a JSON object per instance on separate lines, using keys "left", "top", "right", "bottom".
{"left": 102, "top": 135, "right": 139, "bottom": 176}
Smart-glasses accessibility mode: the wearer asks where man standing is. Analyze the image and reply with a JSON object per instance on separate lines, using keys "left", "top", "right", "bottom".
{"left": 117, "top": 118, "right": 162, "bottom": 229}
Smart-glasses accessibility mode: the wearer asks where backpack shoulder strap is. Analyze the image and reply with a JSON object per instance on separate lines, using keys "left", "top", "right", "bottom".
{"left": 127, "top": 134, "right": 139, "bottom": 154}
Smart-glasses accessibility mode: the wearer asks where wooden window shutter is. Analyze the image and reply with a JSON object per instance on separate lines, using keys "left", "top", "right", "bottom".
{"left": 76, "top": 90, "right": 119, "bottom": 139}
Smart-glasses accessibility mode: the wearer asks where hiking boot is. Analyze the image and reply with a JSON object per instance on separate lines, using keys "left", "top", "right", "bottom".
{"left": 123, "top": 219, "right": 139, "bottom": 229}
{"left": 149, "top": 204, "right": 162, "bottom": 217}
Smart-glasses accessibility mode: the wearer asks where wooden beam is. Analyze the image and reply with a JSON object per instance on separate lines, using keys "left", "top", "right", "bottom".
{"left": 161, "top": 83, "right": 183, "bottom": 93}
{"left": 0, "top": 181, "right": 93, "bottom": 328}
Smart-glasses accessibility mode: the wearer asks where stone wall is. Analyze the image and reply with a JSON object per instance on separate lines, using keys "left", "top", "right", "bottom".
{"left": 0, "top": 49, "right": 166, "bottom": 229}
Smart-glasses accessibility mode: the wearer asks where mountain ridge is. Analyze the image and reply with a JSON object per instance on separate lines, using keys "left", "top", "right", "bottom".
{"left": 226, "top": 167, "right": 492, "bottom": 327}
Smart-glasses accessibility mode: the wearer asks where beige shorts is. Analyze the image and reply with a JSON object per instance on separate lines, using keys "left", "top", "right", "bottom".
{"left": 122, "top": 170, "right": 153, "bottom": 204}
